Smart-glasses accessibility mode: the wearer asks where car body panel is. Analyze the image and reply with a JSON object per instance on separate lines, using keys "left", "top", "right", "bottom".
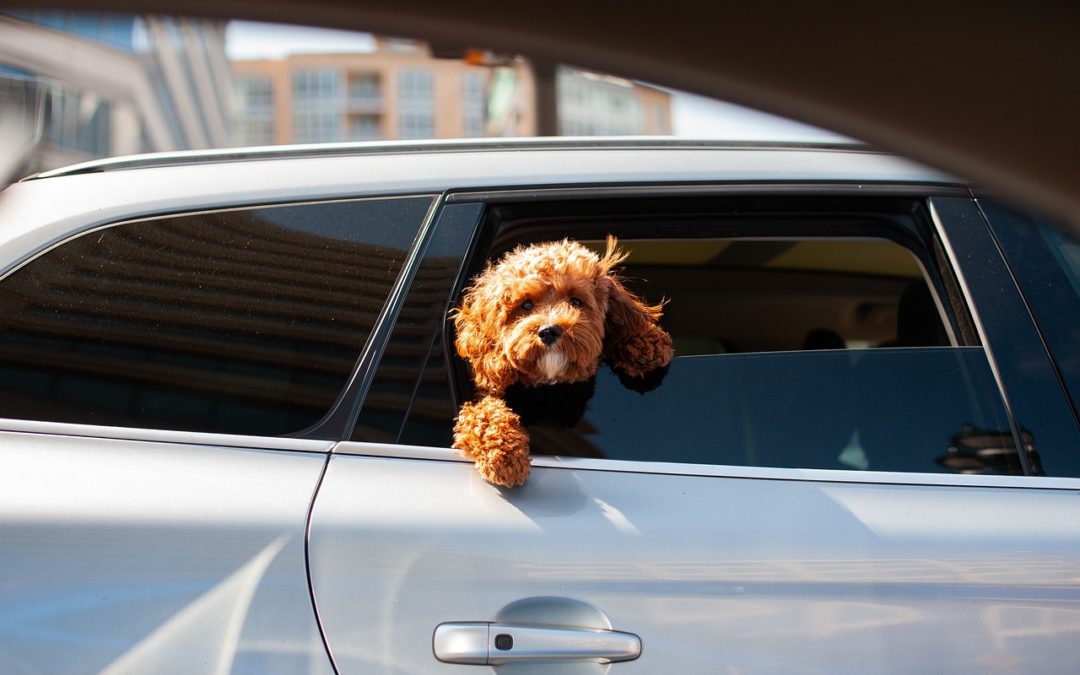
{"left": 310, "top": 446, "right": 1080, "bottom": 674}
{"left": 0, "top": 426, "right": 333, "bottom": 675}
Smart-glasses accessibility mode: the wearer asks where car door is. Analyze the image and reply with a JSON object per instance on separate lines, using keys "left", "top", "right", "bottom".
{"left": 0, "top": 190, "right": 434, "bottom": 674}
{"left": 307, "top": 191, "right": 1080, "bottom": 674}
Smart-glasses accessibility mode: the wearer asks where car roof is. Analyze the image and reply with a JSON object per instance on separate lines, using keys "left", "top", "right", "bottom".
{"left": 0, "top": 139, "right": 959, "bottom": 277}
{"left": 27, "top": 137, "right": 887, "bottom": 178}
{"left": 19, "top": 138, "right": 956, "bottom": 189}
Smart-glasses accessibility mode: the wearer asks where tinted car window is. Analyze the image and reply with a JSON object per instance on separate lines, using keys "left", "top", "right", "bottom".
{"left": 0, "top": 197, "right": 432, "bottom": 436}
{"left": 353, "top": 203, "right": 481, "bottom": 443}
{"left": 981, "top": 200, "right": 1080, "bottom": 424}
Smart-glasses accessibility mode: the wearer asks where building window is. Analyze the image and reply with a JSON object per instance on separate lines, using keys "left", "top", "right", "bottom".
{"left": 292, "top": 68, "right": 341, "bottom": 143}
{"left": 232, "top": 75, "right": 274, "bottom": 146}
{"left": 6, "top": 10, "right": 138, "bottom": 52}
{"left": 236, "top": 75, "right": 272, "bottom": 110}
{"left": 293, "top": 68, "right": 339, "bottom": 103}
{"left": 347, "top": 72, "right": 381, "bottom": 112}
{"left": 462, "top": 71, "right": 486, "bottom": 138}
{"left": 348, "top": 114, "right": 382, "bottom": 141}
{"left": 654, "top": 104, "right": 668, "bottom": 134}
{"left": 398, "top": 68, "right": 433, "bottom": 140}
{"left": 43, "top": 87, "right": 112, "bottom": 156}
{"left": 557, "top": 68, "right": 644, "bottom": 136}
{"left": 233, "top": 118, "right": 273, "bottom": 147}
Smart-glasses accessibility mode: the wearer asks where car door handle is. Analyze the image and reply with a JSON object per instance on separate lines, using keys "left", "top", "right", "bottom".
{"left": 433, "top": 621, "right": 641, "bottom": 665}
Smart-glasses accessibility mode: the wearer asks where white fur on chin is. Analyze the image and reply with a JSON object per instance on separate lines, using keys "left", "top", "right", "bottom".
{"left": 537, "top": 350, "right": 568, "bottom": 383}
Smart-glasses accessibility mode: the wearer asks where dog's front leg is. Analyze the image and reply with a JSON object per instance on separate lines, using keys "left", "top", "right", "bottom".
{"left": 453, "top": 394, "right": 531, "bottom": 487}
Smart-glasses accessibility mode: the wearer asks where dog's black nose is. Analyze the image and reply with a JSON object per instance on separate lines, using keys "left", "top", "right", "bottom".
{"left": 538, "top": 325, "right": 563, "bottom": 346}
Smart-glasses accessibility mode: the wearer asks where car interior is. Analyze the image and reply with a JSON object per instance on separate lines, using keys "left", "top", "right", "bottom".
{"left": 580, "top": 237, "right": 949, "bottom": 356}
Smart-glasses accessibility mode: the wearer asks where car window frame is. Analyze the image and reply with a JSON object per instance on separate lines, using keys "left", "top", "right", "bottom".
{"left": 452, "top": 189, "right": 1012, "bottom": 471}
{"left": 346, "top": 182, "right": 1080, "bottom": 481}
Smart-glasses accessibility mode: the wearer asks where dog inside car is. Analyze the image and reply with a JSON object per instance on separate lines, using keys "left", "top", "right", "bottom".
{"left": 452, "top": 236, "right": 673, "bottom": 486}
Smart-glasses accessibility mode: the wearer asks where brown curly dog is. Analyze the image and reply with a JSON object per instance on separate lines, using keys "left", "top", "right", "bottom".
{"left": 452, "top": 236, "right": 673, "bottom": 486}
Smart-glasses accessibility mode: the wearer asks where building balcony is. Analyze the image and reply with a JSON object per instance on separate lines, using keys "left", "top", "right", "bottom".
{"left": 346, "top": 90, "right": 382, "bottom": 113}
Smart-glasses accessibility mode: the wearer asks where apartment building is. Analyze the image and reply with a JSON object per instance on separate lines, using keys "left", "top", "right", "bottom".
{"left": 232, "top": 42, "right": 672, "bottom": 145}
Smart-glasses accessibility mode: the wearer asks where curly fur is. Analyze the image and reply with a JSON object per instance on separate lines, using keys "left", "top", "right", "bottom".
{"left": 453, "top": 396, "right": 530, "bottom": 486}
{"left": 452, "top": 236, "right": 674, "bottom": 486}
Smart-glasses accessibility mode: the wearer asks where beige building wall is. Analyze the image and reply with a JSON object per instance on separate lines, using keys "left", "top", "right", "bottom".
{"left": 637, "top": 85, "right": 674, "bottom": 135}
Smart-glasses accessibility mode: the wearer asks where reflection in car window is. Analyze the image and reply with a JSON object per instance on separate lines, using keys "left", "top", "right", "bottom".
{"left": 0, "top": 197, "right": 432, "bottom": 436}
{"left": 982, "top": 201, "right": 1080, "bottom": 427}
{"left": 353, "top": 203, "right": 481, "bottom": 443}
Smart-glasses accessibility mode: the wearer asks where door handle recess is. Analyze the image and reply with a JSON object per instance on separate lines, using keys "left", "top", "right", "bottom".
{"left": 433, "top": 621, "right": 641, "bottom": 665}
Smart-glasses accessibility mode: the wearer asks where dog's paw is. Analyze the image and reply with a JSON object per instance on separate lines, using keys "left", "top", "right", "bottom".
{"left": 606, "top": 324, "right": 674, "bottom": 378}
{"left": 615, "top": 363, "right": 669, "bottom": 394}
{"left": 453, "top": 396, "right": 531, "bottom": 487}
{"left": 476, "top": 446, "right": 530, "bottom": 487}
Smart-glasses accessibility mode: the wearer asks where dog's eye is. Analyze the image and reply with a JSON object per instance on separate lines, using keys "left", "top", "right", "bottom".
{"left": 521, "top": 299, "right": 534, "bottom": 312}
{"left": 569, "top": 297, "right": 584, "bottom": 308}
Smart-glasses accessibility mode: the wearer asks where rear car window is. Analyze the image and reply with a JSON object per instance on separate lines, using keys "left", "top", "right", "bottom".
{"left": 0, "top": 196, "right": 432, "bottom": 436}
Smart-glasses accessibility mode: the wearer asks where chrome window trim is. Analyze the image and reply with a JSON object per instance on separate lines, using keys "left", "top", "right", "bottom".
{"left": 332, "top": 441, "right": 1080, "bottom": 490}
{"left": 446, "top": 182, "right": 971, "bottom": 204}
{"left": 0, "top": 417, "right": 334, "bottom": 453}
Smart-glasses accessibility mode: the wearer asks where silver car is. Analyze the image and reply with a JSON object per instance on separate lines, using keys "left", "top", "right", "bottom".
{"left": 1, "top": 139, "right": 1078, "bottom": 674}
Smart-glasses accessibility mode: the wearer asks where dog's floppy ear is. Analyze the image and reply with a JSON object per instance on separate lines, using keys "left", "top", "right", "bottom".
{"left": 599, "top": 236, "right": 674, "bottom": 380}
{"left": 453, "top": 268, "right": 515, "bottom": 394}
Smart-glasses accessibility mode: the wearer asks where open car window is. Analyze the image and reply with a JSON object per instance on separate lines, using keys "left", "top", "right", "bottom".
{"left": 377, "top": 195, "right": 1025, "bottom": 476}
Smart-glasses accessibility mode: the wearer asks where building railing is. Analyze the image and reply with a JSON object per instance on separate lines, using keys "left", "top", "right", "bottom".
{"left": 346, "top": 87, "right": 382, "bottom": 113}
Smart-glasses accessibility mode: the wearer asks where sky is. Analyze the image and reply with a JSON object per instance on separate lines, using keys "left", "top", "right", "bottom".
{"left": 225, "top": 21, "right": 849, "bottom": 142}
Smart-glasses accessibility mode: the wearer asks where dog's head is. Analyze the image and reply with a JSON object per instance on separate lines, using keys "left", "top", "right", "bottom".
{"left": 454, "top": 236, "right": 665, "bottom": 393}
